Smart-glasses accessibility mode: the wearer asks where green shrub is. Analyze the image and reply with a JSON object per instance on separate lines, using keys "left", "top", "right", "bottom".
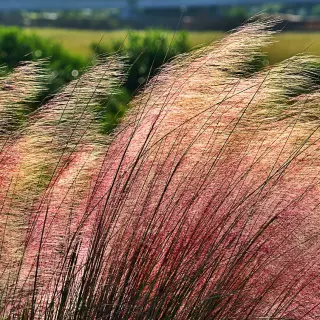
{"left": 91, "top": 29, "right": 190, "bottom": 93}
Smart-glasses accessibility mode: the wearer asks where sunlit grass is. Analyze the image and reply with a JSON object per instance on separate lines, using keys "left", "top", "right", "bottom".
{"left": 266, "top": 32, "right": 320, "bottom": 64}
{"left": 24, "top": 27, "right": 129, "bottom": 57}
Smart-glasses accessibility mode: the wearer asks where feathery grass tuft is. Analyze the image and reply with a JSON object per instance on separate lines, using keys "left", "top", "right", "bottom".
{"left": 1, "top": 17, "right": 320, "bottom": 319}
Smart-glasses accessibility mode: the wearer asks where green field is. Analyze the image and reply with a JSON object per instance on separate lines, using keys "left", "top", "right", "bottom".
{"left": 24, "top": 27, "right": 320, "bottom": 64}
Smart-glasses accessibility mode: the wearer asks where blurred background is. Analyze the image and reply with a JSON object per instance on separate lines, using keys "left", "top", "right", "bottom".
{"left": 0, "top": 0, "right": 319, "bottom": 131}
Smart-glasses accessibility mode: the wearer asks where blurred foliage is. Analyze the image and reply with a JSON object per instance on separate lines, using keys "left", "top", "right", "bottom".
{"left": 312, "top": 5, "right": 320, "bottom": 16}
{"left": 22, "top": 10, "right": 121, "bottom": 30}
{"left": 90, "top": 30, "right": 190, "bottom": 133}
{"left": 0, "top": 27, "right": 191, "bottom": 134}
{"left": 91, "top": 29, "right": 189, "bottom": 93}
{"left": 96, "top": 88, "right": 131, "bottom": 134}
{"left": 222, "top": 6, "right": 248, "bottom": 20}
{"left": 0, "top": 27, "right": 131, "bottom": 135}
{"left": 0, "top": 27, "right": 86, "bottom": 104}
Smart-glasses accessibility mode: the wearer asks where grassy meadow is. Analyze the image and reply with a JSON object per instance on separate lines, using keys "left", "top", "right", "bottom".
{"left": 24, "top": 27, "right": 320, "bottom": 64}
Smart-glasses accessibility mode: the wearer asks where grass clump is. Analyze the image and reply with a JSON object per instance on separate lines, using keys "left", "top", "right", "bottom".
{"left": 1, "top": 17, "right": 320, "bottom": 319}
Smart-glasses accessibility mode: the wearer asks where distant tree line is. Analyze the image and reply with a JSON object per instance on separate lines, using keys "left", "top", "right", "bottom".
{"left": 0, "top": 3, "right": 319, "bottom": 31}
